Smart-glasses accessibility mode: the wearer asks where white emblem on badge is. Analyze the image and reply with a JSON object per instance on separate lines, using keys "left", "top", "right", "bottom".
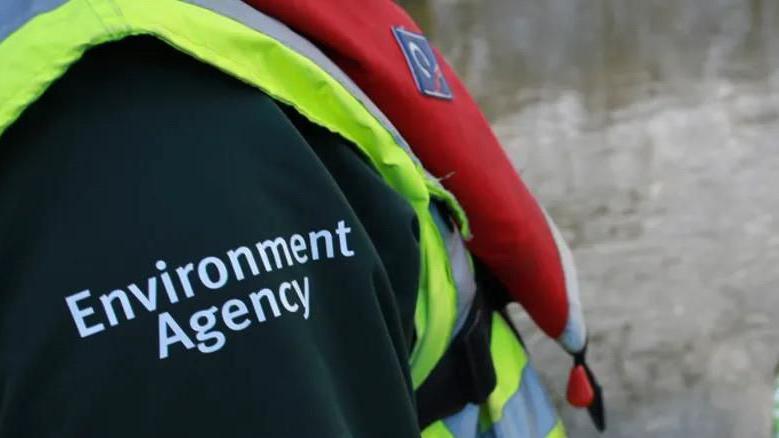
{"left": 392, "top": 27, "right": 453, "bottom": 100}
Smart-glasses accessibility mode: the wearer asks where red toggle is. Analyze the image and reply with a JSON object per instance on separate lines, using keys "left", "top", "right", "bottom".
{"left": 566, "top": 365, "right": 595, "bottom": 408}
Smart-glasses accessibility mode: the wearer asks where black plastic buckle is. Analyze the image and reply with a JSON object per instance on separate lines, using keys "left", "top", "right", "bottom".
{"left": 459, "top": 299, "right": 496, "bottom": 404}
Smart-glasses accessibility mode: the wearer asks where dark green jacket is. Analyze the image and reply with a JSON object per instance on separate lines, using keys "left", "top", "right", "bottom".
{"left": 0, "top": 37, "right": 421, "bottom": 437}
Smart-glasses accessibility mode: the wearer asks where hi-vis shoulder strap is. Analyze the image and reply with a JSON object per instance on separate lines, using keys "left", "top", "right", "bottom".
{"left": 0, "top": 0, "right": 468, "bottom": 389}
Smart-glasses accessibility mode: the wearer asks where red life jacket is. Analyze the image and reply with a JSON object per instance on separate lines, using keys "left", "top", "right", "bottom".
{"left": 245, "top": 0, "right": 601, "bottom": 420}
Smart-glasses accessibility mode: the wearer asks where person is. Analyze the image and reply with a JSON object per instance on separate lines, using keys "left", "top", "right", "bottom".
{"left": 0, "top": 1, "right": 577, "bottom": 437}
{"left": 0, "top": 35, "right": 429, "bottom": 436}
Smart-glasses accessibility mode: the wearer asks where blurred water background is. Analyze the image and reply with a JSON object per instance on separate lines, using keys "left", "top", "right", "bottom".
{"left": 402, "top": 1, "right": 779, "bottom": 436}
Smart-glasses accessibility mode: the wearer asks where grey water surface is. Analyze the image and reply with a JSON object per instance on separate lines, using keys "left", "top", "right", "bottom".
{"left": 405, "top": 1, "right": 779, "bottom": 436}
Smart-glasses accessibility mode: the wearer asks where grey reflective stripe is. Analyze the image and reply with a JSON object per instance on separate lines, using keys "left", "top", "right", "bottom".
{"left": 446, "top": 228, "right": 476, "bottom": 336}
{"left": 0, "top": 0, "right": 66, "bottom": 41}
{"left": 430, "top": 203, "right": 476, "bottom": 336}
{"left": 481, "top": 365, "right": 559, "bottom": 438}
{"left": 185, "top": 0, "right": 419, "bottom": 159}
{"left": 443, "top": 403, "right": 481, "bottom": 437}
{"left": 437, "top": 364, "right": 559, "bottom": 438}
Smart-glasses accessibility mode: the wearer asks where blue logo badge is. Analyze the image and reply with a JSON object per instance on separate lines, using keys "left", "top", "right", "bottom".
{"left": 392, "top": 27, "right": 453, "bottom": 100}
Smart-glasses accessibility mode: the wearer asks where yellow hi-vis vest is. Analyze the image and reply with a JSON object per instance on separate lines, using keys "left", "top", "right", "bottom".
{"left": 0, "top": 1, "right": 563, "bottom": 437}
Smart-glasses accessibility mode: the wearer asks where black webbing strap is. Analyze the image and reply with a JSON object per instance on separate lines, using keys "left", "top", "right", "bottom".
{"left": 415, "top": 293, "right": 497, "bottom": 429}
{"left": 573, "top": 347, "right": 607, "bottom": 431}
